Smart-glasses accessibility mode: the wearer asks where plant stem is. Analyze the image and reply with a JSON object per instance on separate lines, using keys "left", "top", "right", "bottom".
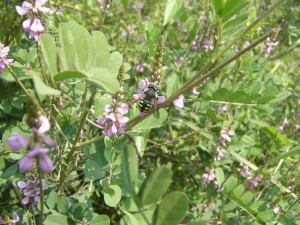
{"left": 37, "top": 163, "right": 44, "bottom": 223}
{"left": 65, "top": 88, "right": 98, "bottom": 163}
{"left": 125, "top": 29, "right": 279, "bottom": 130}
{"left": 4, "top": 65, "right": 30, "bottom": 97}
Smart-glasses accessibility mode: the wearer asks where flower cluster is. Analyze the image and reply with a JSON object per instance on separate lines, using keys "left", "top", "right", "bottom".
{"left": 201, "top": 167, "right": 223, "bottom": 192}
{"left": 248, "top": 175, "right": 262, "bottom": 189}
{"left": 0, "top": 214, "right": 19, "bottom": 225}
{"left": 134, "top": 62, "right": 144, "bottom": 73}
{"left": 121, "top": 24, "right": 135, "bottom": 37}
{"left": 16, "top": 0, "right": 52, "bottom": 41}
{"left": 16, "top": 174, "right": 45, "bottom": 210}
{"left": 237, "top": 162, "right": 252, "bottom": 177}
{"left": 219, "top": 129, "right": 235, "bottom": 146}
{"left": 6, "top": 116, "right": 56, "bottom": 172}
{"left": 97, "top": 102, "right": 129, "bottom": 137}
{"left": 214, "top": 129, "right": 235, "bottom": 161}
{"left": 6, "top": 95, "right": 56, "bottom": 173}
{"left": 0, "top": 43, "right": 14, "bottom": 74}
{"left": 262, "top": 37, "right": 278, "bottom": 55}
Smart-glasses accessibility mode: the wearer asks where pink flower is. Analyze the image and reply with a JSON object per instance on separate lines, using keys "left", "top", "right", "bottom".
{"left": 18, "top": 144, "right": 53, "bottom": 172}
{"left": 192, "top": 88, "right": 201, "bottom": 96}
{"left": 16, "top": 0, "right": 51, "bottom": 41}
{"left": 16, "top": 0, "right": 51, "bottom": 16}
{"left": 31, "top": 115, "right": 50, "bottom": 134}
{"left": 6, "top": 132, "right": 30, "bottom": 151}
{"left": 203, "top": 37, "right": 214, "bottom": 52}
{"left": 134, "top": 62, "right": 144, "bottom": 73}
{"left": 214, "top": 146, "right": 226, "bottom": 161}
{"left": 248, "top": 175, "right": 262, "bottom": 189}
{"left": 16, "top": 174, "right": 46, "bottom": 210}
{"left": 97, "top": 103, "right": 129, "bottom": 137}
{"left": 262, "top": 38, "right": 278, "bottom": 55}
{"left": 237, "top": 162, "right": 252, "bottom": 177}
{"left": 0, "top": 43, "right": 14, "bottom": 74}
{"left": 173, "top": 95, "right": 184, "bottom": 108}
{"left": 201, "top": 167, "right": 216, "bottom": 184}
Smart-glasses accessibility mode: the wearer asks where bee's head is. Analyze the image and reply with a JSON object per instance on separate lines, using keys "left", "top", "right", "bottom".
{"left": 148, "top": 83, "right": 159, "bottom": 92}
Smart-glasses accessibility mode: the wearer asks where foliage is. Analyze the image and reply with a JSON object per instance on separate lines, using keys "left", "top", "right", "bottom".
{"left": 0, "top": 0, "right": 300, "bottom": 224}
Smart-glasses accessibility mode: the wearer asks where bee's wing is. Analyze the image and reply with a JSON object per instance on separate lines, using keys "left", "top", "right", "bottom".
{"left": 152, "top": 97, "right": 160, "bottom": 119}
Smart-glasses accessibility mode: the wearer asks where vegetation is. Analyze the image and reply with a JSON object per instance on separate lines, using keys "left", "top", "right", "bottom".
{"left": 0, "top": 0, "right": 299, "bottom": 224}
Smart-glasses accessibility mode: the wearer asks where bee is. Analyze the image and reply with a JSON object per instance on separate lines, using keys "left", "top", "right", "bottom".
{"left": 138, "top": 83, "right": 160, "bottom": 119}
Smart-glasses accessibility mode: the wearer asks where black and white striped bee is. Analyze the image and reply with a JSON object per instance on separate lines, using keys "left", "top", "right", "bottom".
{"left": 138, "top": 83, "right": 160, "bottom": 119}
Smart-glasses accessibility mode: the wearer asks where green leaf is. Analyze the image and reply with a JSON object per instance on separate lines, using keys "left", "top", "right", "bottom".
{"left": 70, "top": 203, "right": 89, "bottom": 220}
{"left": 122, "top": 210, "right": 139, "bottom": 225}
{"left": 224, "top": 176, "right": 238, "bottom": 194}
{"left": 215, "top": 167, "right": 225, "bottom": 187}
{"left": 132, "top": 108, "right": 168, "bottom": 130}
{"left": 214, "top": 88, "right": 230, "bottom": 101}
{"left": 228, "top": 90, "right": 247, "bottom": 102}
{"left": 257, "top": 209, "right": 273, "bottom": 222}
{"left": 91, "top": 31, "right": 110, "bottom": 68}
{"left": 32, "top": 75, "right": 61, "bottom": 96}
{"left": 153, "top": 191, "right": 189, "bottom": 225}
{"left": 86, "top": 67, "right": 119, "bottom": 93}
{"left": 44, "top": 214, "right": 74, "bottom": 225}
{"left": 240, "top": 191, "right": 254, "bottom": 205}
{"left": 104, "top": 184, "right": 122, "bottom": 207}
{"left": 211, "top": 0, "right": 224, "bottom": 16}
{"left": 46, "top": 191, "right": 59, "bottom": 209}
{"left": 139, "top": 166, "right": 172, "bottom": 205}
{"left": 90, "top": 214, "right": 110, "bottom": 225}
{"left": 57, "top": 196, "right": 69, "bottom": 214}
{"left": 83, "top": 160, "right": 105, "bottom": 180}
{"left": 122, "top": 145, "right": 138, "bottom": 193}
{"left": 108, "top": 51, "right": 123, "bottom": 77}
{"left": 1, "top": 164, "right": 17, "bottom": 179}
{"left": 145, "top": 22, "right": 160, "bottom": 59}
{"left": 228, "top": 148, "right": 258, "bottom": 171}
{"left": 222, "top": 0, "right": 248, "bottom": 22}
{"left": 275, "top": 147, "right": 300, "bottom": 160}
{"left": 59, "top": 22, "right": 76, "bottom": 70}
{"left": 134, "top": 130, "right": 149, "bottom": 157}
{"left": 230, "top": 184, "right": 245, "bottom": 198}
{"left": 54, "top": 71, "right": 89, "bottom": 81}
{"left": 268, "top": 91, "right": 291, "bottom": 103}
{"left": 163, "top": 0, "right": 184, "bottom": 26}
{"left": 250, "top": 200, "right": 266, "bottom": 213}
{"left": 39, "top": 33, "right": 58, "bottom": 78}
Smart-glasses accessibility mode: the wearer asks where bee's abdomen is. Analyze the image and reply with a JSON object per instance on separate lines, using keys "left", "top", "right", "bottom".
{"left": 139, "top": 98, "right": 153, "bottom": 112}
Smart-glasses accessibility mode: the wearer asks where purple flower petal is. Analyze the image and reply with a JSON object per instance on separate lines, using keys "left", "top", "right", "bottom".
{"left": 30, "top": 18, "right": 44, "bottom": 33}
{"left": 22, "top": 18, "right": 32, "bottom": 32}
{"left": 21, "top": 196, "right": 30, "bottom": 205}
{"left": 97, "top": 117, "right": 107, "bottom": 126}
{"left": 16, "top": 181, "right": 27, "bottom": 189}
{"left": 157, "top": 96, "right": 165, "bottom": 104}
{"left": 6, "top": 132, "right": 30, "bottom": 151}
{"left": 117, "top": 114, "right": 129, "bottom": 124}
{"left": 11, "top": 214, "right": 20, "bottom": 223}
{"left": 173, "top": 95, "right": 184, "bottom": 108}
{"left": 18, "top": 155, "right": 34, "bottom": 172}
{"left": 41, "top": 136, "right": 57, "bottom": 147}
{"left": 39, "top": 153, "right": 53, "bottom": 172}
{"left": 138, "top": 79, "right": 149, "bottom": 89}
{"left": 192, "top": 88, "right": 200, "bottom": 96}
{"left": 104, "top": 104, "right": 112, "bottom": 113}
{"left": 106, "top": 113, "right": 116, "bottom": 121}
